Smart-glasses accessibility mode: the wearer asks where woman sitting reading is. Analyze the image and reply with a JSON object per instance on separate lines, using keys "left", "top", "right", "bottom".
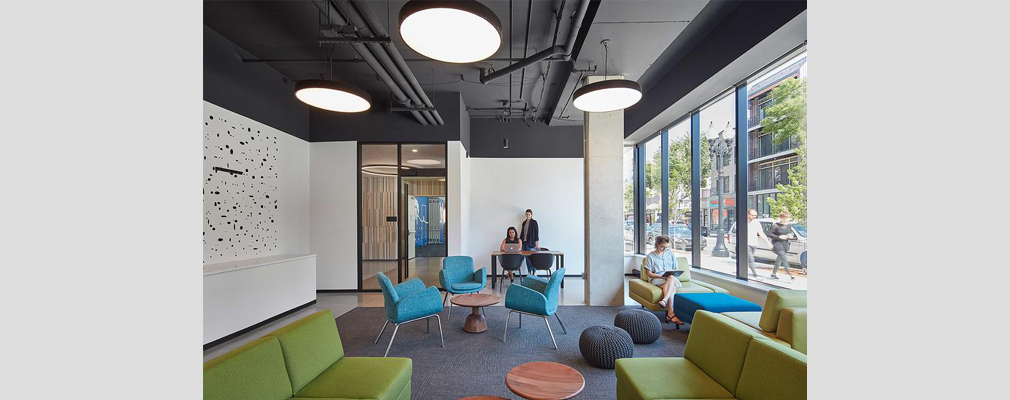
{"left": 643, "top": 235, "right": 683, "bottom": 324}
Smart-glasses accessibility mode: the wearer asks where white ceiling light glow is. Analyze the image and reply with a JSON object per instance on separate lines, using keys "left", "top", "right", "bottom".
{"left": 572, "top": 79, "right": 643, "bottom": 113}
{"left": 406, "top": 159, "right": 442, "bottom": 166}
{"left": 399, "top": 0, "right": 502, "bottom": 63}
{"left": 295, "top": 80, "right": 371, "bottom": 113}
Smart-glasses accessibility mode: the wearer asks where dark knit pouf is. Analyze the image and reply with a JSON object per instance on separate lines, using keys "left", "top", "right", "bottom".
{"left": 579, "top": 325, "right": 634, "bottom": 369}
{"left": 614, "top": 309, "right": 662, "bottom": 344}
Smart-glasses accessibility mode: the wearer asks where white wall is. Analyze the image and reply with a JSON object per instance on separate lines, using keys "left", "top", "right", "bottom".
{"left": 447, "top": 141, "right": 471, "bottom": 256}
{"left": 310, "top": 141, "right": 358, "bottom": 290}
{"left": 468, "top": 158, "right": 585, "bottom": 274}
{"left": 203, "top": 101, "right": 309, "bottom": 264}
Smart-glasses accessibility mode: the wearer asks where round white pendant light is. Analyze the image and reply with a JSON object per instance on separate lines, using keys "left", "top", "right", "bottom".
{"left": 406, "top": 158, "right": 442, "bottom": 166}
{"left": 295, "top": 80, "right": 371, "bottom": 113}
{"left": 572, "top": 79, "right": 643, "bottom": 113}
{"left": 399, "top": 0, "right": 502, "bottom": 63}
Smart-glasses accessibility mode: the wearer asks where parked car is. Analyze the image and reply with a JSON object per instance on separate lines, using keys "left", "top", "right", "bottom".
{"left": 670, "top": 225, "right": 707, "bottom": 251}
{"left": 727, "top": 218, "right": 807, "bottom": 269}
{"left": 644, "top": 223, "right": 707, "bottom": 251}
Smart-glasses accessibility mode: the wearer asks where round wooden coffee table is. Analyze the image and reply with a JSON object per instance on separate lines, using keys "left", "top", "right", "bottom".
{"left": 505, "top": 361, "right": 585, "bottom": 400}
{"left": 449, "top": 293, "right": 501, "bottom": 333}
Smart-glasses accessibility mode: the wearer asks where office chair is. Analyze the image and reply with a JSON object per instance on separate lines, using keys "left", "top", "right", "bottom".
{"left": 528, "top": 252, "right": 555, "bottom": 278}
{"left": 498, "top": 253, "right": 525, "bottom": 291}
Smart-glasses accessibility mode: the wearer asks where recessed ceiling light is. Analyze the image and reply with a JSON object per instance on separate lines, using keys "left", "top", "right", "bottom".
{"left": 295, "top": 80, "right": 371, "bottom": 113}
{"left": 412, "top": 148, "right": 418, "bottom": 152}
{"left": 572, "top": 79, "right": 642, "bottom": 113}
{"left": 399, "top": 0, "right": 502, "bottom": 63}
{"left": 407, "top": 159, "right": 441, "bottom": 166}
{"left": 438, "top": 178, "right": 445, "bottom": 182}
{"left": 361, "top": 164, "right": 399, "bottom": 176}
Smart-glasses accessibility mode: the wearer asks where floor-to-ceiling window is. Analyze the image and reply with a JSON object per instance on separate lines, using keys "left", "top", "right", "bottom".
{"left": 744, "top": 50, "right": 807, "bottom": 289}
{"left": 698, "top": 92, "right": 738, "bottom": 276}
{"left": 643, "top": 135, "right": 663, "bottom": 249}
{"left": 666, "top": 119, "right": 694, "bottom": 260}
{"left": 624, "top": 44, "right": 807, "bottom": 288}
{"left": 623, "top": 146, "right": 636, "bottom": 254}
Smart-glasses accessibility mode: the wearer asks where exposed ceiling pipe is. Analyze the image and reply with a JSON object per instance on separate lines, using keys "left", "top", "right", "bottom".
{"left": 349, "top": 0, "right": 445, "bottom": 125}
{"left": 480, "top": 46, "right": 565, "bottom": 84}
{"left": 518, "top": 0, "right": 533, "bottom": 101}
{"left": 480, "top": 0, "right": 589, "bottom": 84}
{"left": 563, "top": 0, "right": 591, "bottom": 61}
{"left": 340, "top": 4, "right": 437, "bottom": 125}
{"left": 310, "top": 0, "right": 427, "bottom": 125}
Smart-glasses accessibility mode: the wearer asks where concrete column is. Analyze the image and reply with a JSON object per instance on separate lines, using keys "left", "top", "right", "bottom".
{"left": 583, "top": 75, "right": 626, "bottom": 306}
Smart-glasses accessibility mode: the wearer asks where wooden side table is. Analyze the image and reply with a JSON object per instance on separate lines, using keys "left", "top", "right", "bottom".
{"left": 449, "top": 293, "right": 501, "bottom": 333}
{"left": 506, "top": 361, "right": 585, "bottom": 400}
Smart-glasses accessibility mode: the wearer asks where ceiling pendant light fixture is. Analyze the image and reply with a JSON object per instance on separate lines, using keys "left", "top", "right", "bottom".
{"left": 295, "top": 80, "right": 372, "bottom": 113}
{"left": 573, "top": 40, "right": 642, "bottom": 113}
{"left": 399, "top": 0, "right": 502, "bottom": 63}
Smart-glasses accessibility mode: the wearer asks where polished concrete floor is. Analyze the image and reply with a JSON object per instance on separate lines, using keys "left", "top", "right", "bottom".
{"left": 203, "top": 276, "right": 638, "bottom": 361}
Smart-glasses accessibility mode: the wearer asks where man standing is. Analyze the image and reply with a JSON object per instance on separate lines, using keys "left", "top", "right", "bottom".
{"left": 747, "top": 209, "right": 771, "bottom": 277}
{"left": 520, "top": 209, "right": 540, "bottom": 275}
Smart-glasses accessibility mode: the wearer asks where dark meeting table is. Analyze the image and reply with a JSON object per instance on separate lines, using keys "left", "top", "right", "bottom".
{"left": 489, "top": 250, "right": 565, "bottom": 290}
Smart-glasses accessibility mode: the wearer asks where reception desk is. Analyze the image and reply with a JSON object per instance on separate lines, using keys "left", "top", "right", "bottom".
{"left": 203, "top": 254, "right": 316, "bottom": 346}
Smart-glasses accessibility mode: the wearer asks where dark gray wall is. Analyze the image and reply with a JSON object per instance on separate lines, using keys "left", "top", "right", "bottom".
{"left": 469, "top": 120, "right": 584, "bottom": 158}
{"left": 625, "top": 0, "right": 807, "bottom": 137}
{"left": 310, "top": 92, "right": 462, "bottom": 143}
{"left": 203, "top": 25, "right": 310, "bottom": 141}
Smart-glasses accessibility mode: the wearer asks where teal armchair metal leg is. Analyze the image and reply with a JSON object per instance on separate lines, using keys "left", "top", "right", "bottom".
{"left": 555, "top": 313, "right": 567, "bottom": 334}
{"left": 374, "top": 320, "right": 389, "bottom": 344}
{"left": 382, "top": 314, "right": 444, "bottom": 357}
{"left": 503, "top": 309, "right": 558, "bottom": 349}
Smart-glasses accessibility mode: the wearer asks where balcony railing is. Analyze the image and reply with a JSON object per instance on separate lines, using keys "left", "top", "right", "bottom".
{"left": 751, "top": 135, "right": 797, "bottom": 159}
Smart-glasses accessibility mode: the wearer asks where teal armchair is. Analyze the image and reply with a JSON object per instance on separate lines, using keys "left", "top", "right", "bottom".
{"left": 503, "top": 268, "right": 567, "bottom": 349}
{"left": 439, "top": 256, "right": 487, "bottom": 319}
{"left": 375, "top": 272, "right": 444, "bottom": 357}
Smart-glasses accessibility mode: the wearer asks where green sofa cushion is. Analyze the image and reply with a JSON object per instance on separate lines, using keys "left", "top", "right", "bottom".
{"left": 758, "top": 290, "right": 807, "bottom": 332}
{"left": 721, "top": 311, "right": 762, "bottom": 331}
{"left": 777, "top": 307, "right": 807, "bottom": 354}
{"left": 736, "top": 340, "right": 807, "bottom": 400}
{"left": 684, "top": 311, "right": 770, "bottom": 394}
{"left": 615, "top": 358, "right": 735, "bottom": 400}
{"left": 295, "top": 357, "right": 412, "bottom": 400}
{"left": 203, "top": 336, "right": 293, "bottom": 400}
{"left": 265, "top": 311, "right": 345, "bottom": 393}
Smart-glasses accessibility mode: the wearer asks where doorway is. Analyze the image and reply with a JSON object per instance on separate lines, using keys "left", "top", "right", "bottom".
{"left": 359, "top": 143, "right": 447, "bottom": 291}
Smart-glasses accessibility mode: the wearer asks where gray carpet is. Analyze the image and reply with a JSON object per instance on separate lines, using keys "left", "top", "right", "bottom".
{"left": 335, "top": 305, "right": 690, "bottom": 400}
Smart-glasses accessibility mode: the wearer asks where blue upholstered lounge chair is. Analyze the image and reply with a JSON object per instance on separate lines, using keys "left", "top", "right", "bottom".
{"left": 439, "top": 256, "right": 487, "bottom": 319}
{"left": 503, "top": 268, "right": 567, "bottom": 349}
{"left": 375, "top": 272, "right": 444, "bottom": 357}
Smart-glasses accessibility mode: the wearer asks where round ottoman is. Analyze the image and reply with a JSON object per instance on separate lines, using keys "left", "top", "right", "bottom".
{"left": 615, "top": 309, "right": 662, "bottom": 344}
{"left": 579, "top": 325, "right": 633, "bottom": 369}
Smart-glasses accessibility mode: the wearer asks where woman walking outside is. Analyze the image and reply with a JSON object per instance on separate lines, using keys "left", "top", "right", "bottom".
{"left": 768, "top": 211, "right": 796, "bottom": 280}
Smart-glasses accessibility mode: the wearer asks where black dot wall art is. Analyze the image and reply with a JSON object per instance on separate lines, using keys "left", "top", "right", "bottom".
{"left": 204, "top": 106, "right": 279, "bottom": 262}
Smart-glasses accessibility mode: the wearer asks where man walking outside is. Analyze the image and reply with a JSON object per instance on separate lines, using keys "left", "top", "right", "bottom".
{"left": 747, "top": 209, "right": 771, "bottom": 277}
{"left": 520, "top": 209, "right": 540, "bottom": 275}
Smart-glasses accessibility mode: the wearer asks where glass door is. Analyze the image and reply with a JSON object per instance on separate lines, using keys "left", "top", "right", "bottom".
{"left": 359, "top": 144, "right": 399, "bottom": 290}
{"left": 399, "top": 144, "right": 447, "bottom": 288}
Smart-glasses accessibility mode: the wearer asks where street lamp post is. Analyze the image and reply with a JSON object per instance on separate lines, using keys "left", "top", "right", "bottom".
{"left": 710, "top": 123, "right": 733, "bottom": 257}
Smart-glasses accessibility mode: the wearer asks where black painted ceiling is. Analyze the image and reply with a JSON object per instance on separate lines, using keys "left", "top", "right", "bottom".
{"left": 204, "top": 0, "right": 709, "bottom": 126}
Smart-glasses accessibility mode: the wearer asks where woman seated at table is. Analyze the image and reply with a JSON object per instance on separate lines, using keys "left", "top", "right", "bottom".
{"left": 499, "top": 226, "right": 523, "bottom": 279}
{"left": 643, "top": 235, "right": 683, "bottom": 324}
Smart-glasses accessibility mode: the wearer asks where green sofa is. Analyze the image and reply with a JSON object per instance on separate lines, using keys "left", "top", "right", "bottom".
{"left": 630, "top": 256, "right": 728, "bottom": 311}
{"left": 204, "top": 310, "right": 412, "bottom": 400}
{"left": 723, "top": 290, "right": 807, "bottom": 354}
{"left": 616, "top": 311, "right": 806, "bottom": 400}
